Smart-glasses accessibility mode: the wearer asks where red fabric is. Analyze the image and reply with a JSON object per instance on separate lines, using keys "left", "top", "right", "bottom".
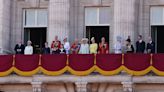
{"left": 41, "top": 54, "right": 67, "bottom": 71}
{"left": 96, "top": 54, "right": 122, "bottom": 71}
{"left": 152, "top": 54, "right": 164, "bottom": 71}
{"left": 15, "top": 55, "right": 39, "bottom": 71}
{"left": 69, "top": 54, "right": 94, "bottom": 71}
{"left": 124, "top": 54, "right": 151, "bottom": 71}
{"left": 0, "top": 55, "right": 13, "bottom": 72}
{"left": 51, "top": 40, "right": 61, "bottom": 49}
{"left": 71, "top": 43, "right": 79, "bottom": 54}
{"left": 98, "top": 43, "right": 109, "bottom": 54}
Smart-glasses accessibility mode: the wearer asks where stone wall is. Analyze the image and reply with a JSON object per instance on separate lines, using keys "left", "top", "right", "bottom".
{"left": 4, "top": 0, "right": 164, "bottom": 53}
{"left": 48, "top": 0, "right": 70, "bottom": 44}
{"left": 0, "top": 0, "right": 11, "bottom": 54}
{"left": 0, "top": 75, "right": 164, "bottom": 92}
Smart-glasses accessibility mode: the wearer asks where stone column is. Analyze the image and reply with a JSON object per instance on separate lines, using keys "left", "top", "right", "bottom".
{"left": 75, "top": 82, "right": 88, "bottom": 92}
{"left": 48, "top": 0, "right": 70, "bottom": 44}
{"left": 113, "top": 0, "right": 139, "bottom": 47}
{"left": 0, "top": 0, "right": 11, "bottom": 54}
{"left": 122, "top": 82, "right": 134, "bottom": 92}
{"left": 31, "top": 82, "right": 47, "bottom": 92}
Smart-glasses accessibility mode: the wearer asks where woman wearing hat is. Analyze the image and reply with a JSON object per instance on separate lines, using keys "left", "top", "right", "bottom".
{"left": 79, "top": 38, "right": 89, "bottom": 54}
{"left": 90, "top": 37, "right": 98, "bottom": 54}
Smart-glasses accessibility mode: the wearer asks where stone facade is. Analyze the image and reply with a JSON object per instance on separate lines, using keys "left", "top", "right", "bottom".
{"left": 1, "top": 0, "right": 164, "bottom": 91}
{"left": 0, "top": 75, "right": 164, "bottom": 92}
{"left": 0, "top": 0, "right": 163, "bottom": 53}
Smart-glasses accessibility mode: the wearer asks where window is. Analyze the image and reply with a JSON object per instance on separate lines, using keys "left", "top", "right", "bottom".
{"left": 85, "top": 7, "right": 111, "bottom": 26}
{"left": 24, "top": 9, "right": 48, "bottom": 27}
{"left": 151, "top": 7, "right": 164, "bottom": 25}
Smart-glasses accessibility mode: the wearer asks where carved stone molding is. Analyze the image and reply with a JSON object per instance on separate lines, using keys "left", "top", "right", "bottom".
{"left": 75, "top": 82, "right": 88, "bottom": 92}
{"left": 122, "top": 82, "right": 134, "bottom": 92}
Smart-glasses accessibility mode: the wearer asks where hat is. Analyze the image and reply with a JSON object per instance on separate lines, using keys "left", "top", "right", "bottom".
{"left": 91, "top": 37, "right": 95, "bottom": 41}
{"left": 81, "top": 38, "right": 88, "bottom": 42}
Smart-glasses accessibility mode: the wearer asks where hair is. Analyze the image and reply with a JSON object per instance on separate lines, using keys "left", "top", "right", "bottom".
{"left": 139, "top": 35, "right": 142, "bottom": 38}
{"left": 126, "top": 39, "right": 131, "bottom": 43}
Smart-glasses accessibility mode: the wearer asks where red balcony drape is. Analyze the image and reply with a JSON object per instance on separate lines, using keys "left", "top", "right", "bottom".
{"left": 68, "top": 54, "right": 95, "bottom": 76}
{"left": 41, "top": 54, "right": 67, "bottom": 76}
{"left": 152, "top": 54, "right": 164, "bottom": 75}
{"left": 0, "top": 55, "right": 13, "bottom": 76}
{"left": 123, "top": 54, "right": 151, "bottom": 75}
{"left": 96, "top": 54, "right": 122, "bottom": 75}
{"left": 14, "top": 55, "right": 40, "bottom": 76}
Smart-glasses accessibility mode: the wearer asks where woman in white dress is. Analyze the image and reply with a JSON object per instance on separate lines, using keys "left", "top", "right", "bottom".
{"left": 79, "top": 38, "right": 89, "bottom": 54}
{"left": 114, "top": 36, "right": 122, "bottom": 54}
{"left": 24, "top": 40, "right": 33, "bottom": 55}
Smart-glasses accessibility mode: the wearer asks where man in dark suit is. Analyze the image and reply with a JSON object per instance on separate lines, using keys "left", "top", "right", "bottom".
{"left": 146, "top": 37, "right": 155, "bottom": 53}
{"left": 14, "top": 41, "right": 25, "bottom": 54}
{"left": 136, "top": 35, "right": 145, "bottom": 53}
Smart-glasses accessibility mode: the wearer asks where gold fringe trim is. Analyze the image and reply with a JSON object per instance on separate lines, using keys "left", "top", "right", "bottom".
{"left": 40, "top": 66, "right": 68, "bottom": 76}
{"left": 151, "top": 66, "right": 164, "bottom": 76}
{"left": 13, "top": 67, "right": 40, "bottom": 76}
{"left": 68, "top": 66, "right": 95, "bottom": 76}
{"left": 95, "top": 66, "right": 123, "bottom": 76}
{"left": 123, "top": 66, "right": 152, "bottom": 76}
{"left": 0, "top": 67, "right": 14, "bottom": 77}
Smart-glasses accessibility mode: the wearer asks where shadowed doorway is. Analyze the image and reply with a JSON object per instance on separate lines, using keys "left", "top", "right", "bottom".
{"left": 86, "top": 26, "right": 109, "bottom": 44}
{"left": 152, "top": 26, "right": 164, "bottom": 53}
{"left": 24, "top": 28, "right": 47, "bottom": 54}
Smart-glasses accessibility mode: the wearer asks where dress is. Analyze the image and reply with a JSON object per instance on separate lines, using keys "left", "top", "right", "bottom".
{"left": 79, "top": 44, "right": 89, "bottom": 54}
{"left": 98, "top": 43, "right": 109, "bottom": 54}
{"left": 24, "top": 46, "right": 33, "bottom": 55}
{"left": 90, "top": 43, "right": 98, "bottom": 54}
{"left": 71, "top": 43, "right": 80, "bottom": 54}
{"left": 114, "top": 42, "right": 122, "bottom": 54}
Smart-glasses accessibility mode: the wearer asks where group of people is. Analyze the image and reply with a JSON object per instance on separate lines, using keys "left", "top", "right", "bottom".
{"left": 114, "top": 35, "right": 155, "bottom": 54}
{"left": 49, "top": 36, "right": 109, "bottom": 54}
{"left": 14, "top": 35, "right": 155, "bottom": 55}
{"left": 14, "top": 36, "right": 109, "bottom": 55}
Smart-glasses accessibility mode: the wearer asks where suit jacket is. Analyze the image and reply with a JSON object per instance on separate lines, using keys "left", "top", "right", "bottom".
{"left": 147, "top": 42, "right": 155, "bottom": 53}
{"left": 14, "top": 44, "right": 25, "bottom": 54}
{"left": 136, "top": 41, "right": 145, "bottom": 53}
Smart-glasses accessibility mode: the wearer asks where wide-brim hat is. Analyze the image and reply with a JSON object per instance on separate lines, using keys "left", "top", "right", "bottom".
{"left": 81, "top": 38, "right": 88, "bottom": 42}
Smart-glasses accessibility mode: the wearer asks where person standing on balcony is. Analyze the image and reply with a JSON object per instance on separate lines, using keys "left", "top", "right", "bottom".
{"left": 24, "top": 41, "right": 33, "bottom": 55}
{"left": 14, "top": 41, "right": 25, "bottom": 54}
{"left": 146, "top": 37, "right": 155, "bottom": 53}
{"left": 60, "top": 44, "right": 66, "bottom": 54}
{"left": 71, "top": 39, "right": 80, "bottom": 54}
{"left": 125, "top": 39, "right": 134, "bottom": 53}
{"left": 114, "top": 36, "right": 122, "bottom": 54}
{"left": 79, "top": 38, "right": 89, "bottom": 54}
{"left": 51, "top": 36, "right": 61, "bottom": 54}
{"left": 42, "top": 42, "right": 50, "bottom": 54}
{"left": 90, "top": 37, "right": 98, "bottom": 54}
{"left": 136, "top": 35, "right": 145, "bottom": 53}
{"left": 98, "top": 37, "right": 109, "bottom": 54}
{"left": 63, "top": 37, "right": 70, "bottom": 54}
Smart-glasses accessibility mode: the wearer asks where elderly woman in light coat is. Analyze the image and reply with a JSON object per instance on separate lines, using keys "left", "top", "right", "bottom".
{"left": 79, "top": 38, "right": 89, "bottom": 54}
{"left": 24, "top": 40, "right": 33, "bottom": 55}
